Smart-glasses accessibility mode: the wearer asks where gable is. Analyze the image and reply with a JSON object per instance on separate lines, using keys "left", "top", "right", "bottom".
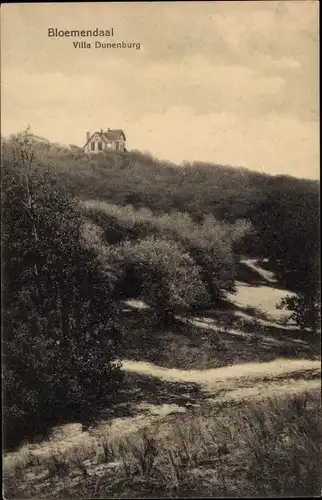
{"left": 84, "top": 129, "right": 126, "bottom": 148}
{"left": 84, "top": 132, "right": 106, "bottom": 148}
{"left": 91, "top": 133, "right": 103, "bottom": 141}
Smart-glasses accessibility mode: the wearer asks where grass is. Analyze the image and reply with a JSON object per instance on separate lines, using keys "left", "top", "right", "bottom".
{"left": 4, "top": 390, "right": 321, "bottom": 498}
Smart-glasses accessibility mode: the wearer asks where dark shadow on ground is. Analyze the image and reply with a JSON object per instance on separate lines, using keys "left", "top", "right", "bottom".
{"left": 99, "top": 371, "right": 205, "bottom": 422}
{"left": 3, "top": 414, "right": 74, "bottom": 454}
{"left": 3, "top": 371, "right": 204, "bottom": 453}
{"left": 236, "top": 260, "right": 286, "bottom": 291}
{"left": 193, "top": 299, "right": 271, "bottom": 322}
{"left": 194, "top": 301, "right": 320, "bottom": 350}
{"left": 237, "top": 261, "right": 269, "bottom": 287}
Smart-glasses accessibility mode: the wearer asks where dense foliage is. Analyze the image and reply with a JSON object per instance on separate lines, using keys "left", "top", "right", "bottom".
{"left": 18, "top": 144, "right": 318, "bottom": 271}
{"left": 3, "top": 138, "right": 319, "bottom": 330}
{"left": 109, "top": 236, "right": 208, "bottom": 321}
{"left": 60, "top": 148, "right": 318, "bottom": 331}
{"left": 2, "top": 134, "right": 123, "bottom": 448}
{"left": 81, "top": 200, "right": 253, "bottom": 309}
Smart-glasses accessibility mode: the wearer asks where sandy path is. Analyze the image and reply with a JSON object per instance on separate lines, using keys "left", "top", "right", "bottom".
{"left": 121, "top": 358, "right": 320, "bottom": 386}
{"left": 205, "top": 378, "right": 321, "bottom": 402}
{"left": 4, "top": 357, "right": 320, "bottom": 471}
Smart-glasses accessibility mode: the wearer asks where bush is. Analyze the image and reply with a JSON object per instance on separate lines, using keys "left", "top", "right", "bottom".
{"left": 82, "top": 200, "right": 252, "bottom": 305}
{"left": 277, "top": 291, "right": 321, "bottom": 336}
{"left": 109, "top": 236, "right": 208, "bottom": 322}
{"left": 2, "top": 132, "right": 123, "bottom": 448}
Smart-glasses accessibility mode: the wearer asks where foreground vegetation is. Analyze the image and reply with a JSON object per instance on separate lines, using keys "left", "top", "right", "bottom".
{"left": 2, "top": 131, "right": 320, "bottom": 497}
{"left": 4, "top": 391, "right": 321, "bottom": 498}
{"left": 2, "top": 134, "right": 123, "bottom": 449}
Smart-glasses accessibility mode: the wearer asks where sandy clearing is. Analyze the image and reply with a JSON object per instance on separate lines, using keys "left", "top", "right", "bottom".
{"left": 228, "top": 282, "right": 294, "bottom": 320}
{"left": 233, "top": 258, "right": 297, "bottom": 321}
{"left": 124, "top": 299, "right": 150, "bottom": 310}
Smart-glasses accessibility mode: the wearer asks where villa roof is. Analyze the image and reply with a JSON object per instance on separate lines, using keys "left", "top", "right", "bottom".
{"left": 83, "top": 128, "right": 126, "bottom": 148}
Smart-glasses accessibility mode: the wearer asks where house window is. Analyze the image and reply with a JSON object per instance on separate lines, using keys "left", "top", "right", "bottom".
{"left": 98, "top": 141, "right": 103, "bottom": 151}
{"left": 91, "top": 142, "right": 95, "bottom": 151}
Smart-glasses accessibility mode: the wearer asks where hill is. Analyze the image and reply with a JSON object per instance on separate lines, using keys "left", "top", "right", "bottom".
{"left": 2, "top": 135, "right": 319, "bottom": 284}
{"left": 2, "top": 132, "right": 320, "bottom": 499}
{"left": 7, "top": 140, "right": 317, "bottom": 290}
{"left": 2, "top": 136, "right": 319, "bottom": 293}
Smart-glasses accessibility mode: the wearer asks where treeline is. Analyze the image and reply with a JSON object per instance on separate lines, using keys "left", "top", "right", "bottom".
{"left": 16, "top": 142, "right": 318, "bottom": 258}
{"left": 25, "top": 142, "right": 319, "bottom": 299}
{"left": 3, "top": 136, "right": 319, "bottom": 302}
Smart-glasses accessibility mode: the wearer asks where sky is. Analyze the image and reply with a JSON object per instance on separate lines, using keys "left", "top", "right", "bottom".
{"left": 1, "top": 1, "right": 319, "bottom": 179}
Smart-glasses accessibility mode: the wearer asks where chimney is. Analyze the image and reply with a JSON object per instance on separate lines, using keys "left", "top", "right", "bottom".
{"left": 86, "top": 131, "right": 90, "bottom": 141}
{"left": 108, "top": 127, "right": 111, "bottom": 131}
{"left": 100, "top": 128, "right": 103, "bottom": 134}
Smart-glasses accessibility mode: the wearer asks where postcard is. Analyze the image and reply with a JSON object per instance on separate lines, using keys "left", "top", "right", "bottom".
{"left": 1, "top": 2, "right": 320, "bottom": 498}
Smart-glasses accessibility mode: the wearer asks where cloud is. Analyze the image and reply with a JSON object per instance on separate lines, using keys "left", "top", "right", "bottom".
{"left": 257, "top": 55, "right": 302, "bottom": 71}
{"left": 1, "top": 2, "right": 319, "bottom": 179}
{"left": 128, "top": 107, "right": 319, "bottom": 179}
{"left": 105, "top": 55, "right": 287, "bottom": 119}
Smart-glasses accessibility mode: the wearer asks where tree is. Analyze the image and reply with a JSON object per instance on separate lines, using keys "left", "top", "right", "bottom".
{"left": 260, "top": 179, "right": 321, "bottom": 335}
{"left": 277, "top": 290, "right": 321, "bottom": 336}
{"left": 2, "top": 131, "right": 123, "bottom": 447}
{"left": 109, "top": 235, "right": 208, "bottom": 324}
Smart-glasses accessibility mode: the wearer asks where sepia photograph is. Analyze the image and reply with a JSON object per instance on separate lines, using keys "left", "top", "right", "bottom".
{"left": 1, "top": 1, "right": 320, "bottom": 498}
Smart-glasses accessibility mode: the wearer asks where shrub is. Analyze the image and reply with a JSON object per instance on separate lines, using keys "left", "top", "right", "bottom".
{"left": 277, "top": 291, "right": 321, "bottom": 336}
{"left": 109, "top": 236, "right": 208, "bottom": 322}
